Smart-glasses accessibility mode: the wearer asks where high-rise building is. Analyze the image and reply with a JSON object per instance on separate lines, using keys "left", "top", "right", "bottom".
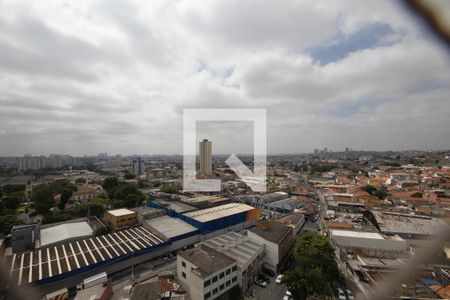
{"left": 132, "top": 157, "right": 142, "bottom": 176}
{"left": 199, "top": 139, "right": 212, "bottom": 175}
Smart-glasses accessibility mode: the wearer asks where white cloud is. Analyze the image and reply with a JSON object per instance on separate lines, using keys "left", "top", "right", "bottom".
{"left": 0, "top": 0, "right": 449, "bottom": 155}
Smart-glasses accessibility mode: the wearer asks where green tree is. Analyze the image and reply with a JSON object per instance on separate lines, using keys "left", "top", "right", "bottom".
{"left": 0, "top": 214, "right": 22, "bottom": 235}
{"left": 160, "top": 183, "right": 178, "bottom": 194}
{"left": 284, "top": 232, "right": 341, "bottom": 300}
{"left": 2, "top": 184, "right": 26, "bottom": 195}
{"left": 75, "top": 178, "right": 86, "bottom": 184}
{"left": 124, "top": 173, "right": 136, "bottom": 180}
{"left": 42, "top": 212, "right": 73, "bottom": 224}
{"left": 103, "top": 177, "right": 119, "bottom": 198}
{"left": 124, "top": 194, "right": 139, "bottom": 208}
{"left": 58, "top": 188, "right": 73, "bottom": 211}
{"left": 31, "top": 184, "right": 55, "bottom": 214}
{"left": 2, "top": 195, "right": 21, "bottom": 210}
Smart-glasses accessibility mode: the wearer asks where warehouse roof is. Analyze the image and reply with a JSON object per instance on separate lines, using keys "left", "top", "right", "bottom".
{"left": 107, "top": 208, "right": 136, "bottom": 217}
{"left": 178, "top": 245, "right": 236, "bottom": 278}
{"left": 368, "top": 210, "right": 449, "bottom": 236}
{"left": 201, "top": 232, "right": 263, "bottom": 268}
{"left": 6, "top": 226, "right": 164, "bottom": 286}
{"left": 183, "top": 203, "right": 255, "bottom": 223}
{"left": 40, "top": 222, "right": 93, "bottom": 247}
{"left": 145, "top": 216, "right": 198, "bottom": 239}
{"left": 331, "top": 229, "right": 407, "bottom": 252}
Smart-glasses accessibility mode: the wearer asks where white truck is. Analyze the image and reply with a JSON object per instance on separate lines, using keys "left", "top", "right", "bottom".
{"left": 76, "top": 272, "right": 108, "bottom": 290}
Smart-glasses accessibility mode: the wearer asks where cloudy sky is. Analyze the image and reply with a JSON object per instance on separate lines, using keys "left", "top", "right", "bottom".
{"left": 0, "top": 0, "right": 449, "bottom": 156}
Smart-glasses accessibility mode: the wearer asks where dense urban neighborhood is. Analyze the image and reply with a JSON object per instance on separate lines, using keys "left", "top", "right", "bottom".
{"left": 1, "top": 149, "right": 450, "bottom": 299}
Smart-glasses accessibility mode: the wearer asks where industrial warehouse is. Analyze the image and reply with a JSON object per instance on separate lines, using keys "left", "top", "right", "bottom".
{"left": 2, "top": 202, "right": 261, "bottom": 296}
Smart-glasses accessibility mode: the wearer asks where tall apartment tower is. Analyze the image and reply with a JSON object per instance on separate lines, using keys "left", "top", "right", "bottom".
{"left": 199, "top": 139, "right": 212, "bottom": 175}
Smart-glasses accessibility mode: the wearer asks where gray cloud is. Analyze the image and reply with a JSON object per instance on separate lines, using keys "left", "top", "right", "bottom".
{"left": 0, "top": 0, "right": 449, "bottom": 156}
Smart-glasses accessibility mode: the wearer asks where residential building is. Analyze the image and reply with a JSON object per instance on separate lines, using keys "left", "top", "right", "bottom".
{"left": 105, "top": 208, "right": 138, "bottom": 229}
{"left": 177, "top": 245, "right": 239, "bottom": 300}
{"left": 199, "top": 139, "right": 212, "bottom": 176}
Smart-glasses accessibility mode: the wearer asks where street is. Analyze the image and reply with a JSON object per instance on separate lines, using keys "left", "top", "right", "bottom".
{"left": 248, "top": 276, "right": 290, "bottom": 300}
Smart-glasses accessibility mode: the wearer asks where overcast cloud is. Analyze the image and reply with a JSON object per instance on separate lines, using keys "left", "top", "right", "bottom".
{"left": 0, "top": 0, "right": 449, "bottom": 156}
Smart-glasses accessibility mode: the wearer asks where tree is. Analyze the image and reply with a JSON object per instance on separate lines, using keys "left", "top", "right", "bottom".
{"left": 0, "top": 214, "right": 22, "bottom": 235}
{"left": 362, "top": 185, "right": 377, "bottom": 195}
{"left": 75, "top": 178, "right": 86, "bottom": 184}
{"left": 284, "top": 232, "right": 341, "bottom": 300}
{"left": 124, "top": 194, "right": 139, "bottom": 208}
{"left": 31, "top": 184, "right": 55, "bottom": 214}
{"left": 58, "top": 188, "right": 73, "bottom": 211}
{"left": 102, "top": 177, "right": 119, "bottom": 197}
{"left": 124, "top": 173, "right": 136, "bottom": 180}
{"left": 2, "top": 184, "right": 26, "bottom": 195}
{"left": 3, "top": 195, "right": 21, "bottom": 210}
{"left": 160, "top": 183, "right": 178, "bottom": 194}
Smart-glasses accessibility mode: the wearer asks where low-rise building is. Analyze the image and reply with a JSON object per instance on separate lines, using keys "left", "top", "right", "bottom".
{"left": 200, "top": 232, "right": 264, "bottom": 292}
{"left": 330, "top": 229, "right": 408, "bottom": 259}
{"left": 248, "top": 221, "right": 293, "bottom": 272}
{"left": 105, "top": 208, "right": 137, "bottom": 229}
{"left": 11, "top": 224, "right": 38, "bottom": 253}
{"left": 177, "top": 245, "right": 239, "bottom": 300}
{"left": 275, "top": 213, "right": 305, "bottom": 237}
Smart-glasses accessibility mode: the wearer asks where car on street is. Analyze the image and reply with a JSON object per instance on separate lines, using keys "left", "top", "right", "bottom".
{"left": 337, "top": 288, "right": 346, "bottom": 300}
{"left": 275, "top": 274, "right": 283, "bottom": 284}
{"left": 254, "top": 277, "right": 267, "bottom": 287}
{"left": 347, "top": 289, "right": 355, "bottom": 300}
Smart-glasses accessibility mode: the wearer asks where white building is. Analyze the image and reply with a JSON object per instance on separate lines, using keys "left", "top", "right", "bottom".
{"left": 200, "top": 231, "right": 264, "bottom": 292}
{"left": 330, "top": 229, "right": 408, "bottom": 258}
{"left": 177, "top": 245, "right": 239, "bottom": 300}
{"left": 248, "top": 221, "right": 293, "bottom": 273}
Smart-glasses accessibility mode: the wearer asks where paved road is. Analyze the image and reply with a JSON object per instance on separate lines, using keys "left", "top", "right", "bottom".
{"left": 250, "top": 277, "right": 289, "bottom": 300}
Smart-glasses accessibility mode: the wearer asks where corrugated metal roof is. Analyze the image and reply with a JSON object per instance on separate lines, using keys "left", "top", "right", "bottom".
{"left": 183, "top": 203, "right": 255, "bottom": 223}
{"left": 40, "top": 222, "right": 93, "bottom": 246}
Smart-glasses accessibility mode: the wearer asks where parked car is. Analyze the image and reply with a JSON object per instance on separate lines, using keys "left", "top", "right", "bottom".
{"left": 275, "top": 274, "right": 283, "bottom": 284}
{"left": 347, "top": 289, "right": 355, "bottom": 300}
{"left": 337, "top": 288, "right": 346, "bottom": 300}
{"left": 254, "top": 277, "right": 267, "bottom": 287}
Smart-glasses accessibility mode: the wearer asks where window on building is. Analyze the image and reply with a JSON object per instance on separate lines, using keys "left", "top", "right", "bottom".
{"left": 204, "top": 279, "right": 210, "bottom": 287}
{"left": 232, "top": 276, "right": 237, "bottom": 283}
{"left": 232, "top": 265, "right": 237, "bottom": 272}
{"left": 226, "top": 269, "right": 231, "bottom": 275}
{"left": 219, "top": 272, "right": 224, "bottom": 279}
{"left": 219, "top": 284, "right": 224, "bottom": 291}
{"left": 212, "top": 276, "right": 218, "bottom": 283}
{"left": 205, "top": 292, "right": 211, "bottom": 299}
{"left": 182, "top": 272, "right": 186, "bottom": 278}
{"left": 213, "top": 288, "right": 218, "bottom": 295}
{"left": 226, "top": 280, "right": 231, "bottom": 287}
{"left": 182, "top": 261, "right": 186, "bottom": 268}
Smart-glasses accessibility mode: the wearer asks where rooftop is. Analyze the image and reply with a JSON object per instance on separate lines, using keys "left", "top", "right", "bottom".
{"left": 249, "top": 221, "right": 292, "bottom": 244}
{"left": 40, "top": 221, "right": 93, "bottom": 247}
{"left": 7, "top": 226, "right": 164, "bottom": 285}
{"left": 145, "top": 216, "right": 198, "bottom": 239}
{"left": 183, "top": 203, "right": 255, "bottom": 223}
{"left": 201, "top": 232, "right": 264, "bottom": 268}
{"left": 368, "top": 210, "right": 449, "bottom": 236}
{"left": 178, "top": 245, "right": 236, "bottom": 278}
{"left": 107, "top": 208, "right": 136, "bottom": 217}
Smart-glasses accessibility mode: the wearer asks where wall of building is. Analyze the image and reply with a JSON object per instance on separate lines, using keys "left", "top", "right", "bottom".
{"left": 177, "top": 255, "right": 238, "bottom": 300}
{"left": 105, "top": 212, "right": 137, "bottom": 230}
{"left": 247, "top": 232, "right": 278, "bottom": 272}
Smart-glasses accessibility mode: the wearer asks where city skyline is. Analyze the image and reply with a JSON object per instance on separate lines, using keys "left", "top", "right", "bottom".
{"left": 0, "top": 1, "right": 449, "bottom": 156}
